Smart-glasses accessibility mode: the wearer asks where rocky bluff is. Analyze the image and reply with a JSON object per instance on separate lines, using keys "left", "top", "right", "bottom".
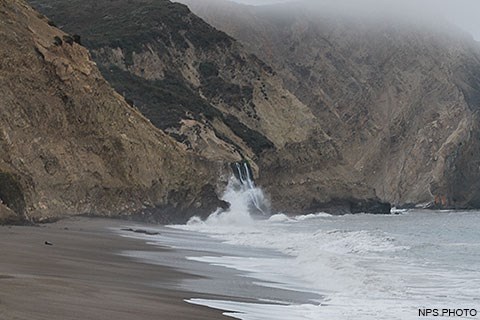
{"left": 177, "top": 0, "right": 480, "bottom": 211}
{"left": 7, "top": 0, "right": 480, "bottom": 222}
{"left": 29, "top": 0, "right": 389, "bottom": 215}
{"left": 0, "top": 0, "right": 226, "bottom": 224}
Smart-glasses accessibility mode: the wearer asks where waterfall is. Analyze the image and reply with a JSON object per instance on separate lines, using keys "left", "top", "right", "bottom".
{"left": 185, "top": 161, "right": 270, "bottom": 226}
{"left": 231, "top": 161, "right": 269, "bottom": 216}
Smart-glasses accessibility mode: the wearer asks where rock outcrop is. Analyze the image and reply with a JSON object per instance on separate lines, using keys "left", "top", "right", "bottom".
{"left": 0, "top": 0, "right": 225, "bottom": 224}
{"left": 29, "top": 0, "right": 317, "bottom": 165}
{"left": 30, "top": 0, "right": 389, "bottom": 214}
{"left": 28, "top": 0, "right": 480, "bottom": 213}
{"left": 178, "top": 0, "right": 480, "bottom": 210}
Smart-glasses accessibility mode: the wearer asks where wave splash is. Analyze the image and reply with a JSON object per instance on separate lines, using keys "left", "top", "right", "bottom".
{"left": 177, "top": 168, "right": 429, "bottom": 319}
{"left": 232, "top": 161, "right": 270, "bottom": 216}
{"left": 188, "top": 171, "right": 270, "bottom": 227}
{"left": 169, "top": 195, "right": 480, "bottom": 320}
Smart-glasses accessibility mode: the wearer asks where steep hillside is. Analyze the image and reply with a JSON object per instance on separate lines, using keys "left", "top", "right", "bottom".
{"left": 30, "top": 0, "right": 392, "bottom": 214}
{"left": 0, "top": 0, "right": 225, "bottom": 224}
{"left": 30, "top": 0, "right": 318, "bottom": 164}
{"left": 177, "top": 0, "right": 480, "bottom": 210}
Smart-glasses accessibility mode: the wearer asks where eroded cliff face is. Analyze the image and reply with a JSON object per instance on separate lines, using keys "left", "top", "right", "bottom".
{"left": 29, "top": 0, "right": 318, "bottom": 165}
{"left": 176, "top": 0, "right": 480, "bottom": 210}
{"left": 30, "top": 0, "right": 384, "bottom": 214}
{"left": 0, "top": 0, "right": 225, "bottom": 224}
{"left": 31, "top": 0, "right": 480, "bottom": 212}
{"left": 26, "top": 0, "right": 392, "bottom": 213}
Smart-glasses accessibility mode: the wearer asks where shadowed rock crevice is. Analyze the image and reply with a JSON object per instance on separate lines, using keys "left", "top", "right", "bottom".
{"left": 0, "top": 172, "right": 26, "bottom": 217}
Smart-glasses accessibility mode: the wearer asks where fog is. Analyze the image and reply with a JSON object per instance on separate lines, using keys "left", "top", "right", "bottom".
{"left": 230, "top": 0, "right": 480, "bottom": 40}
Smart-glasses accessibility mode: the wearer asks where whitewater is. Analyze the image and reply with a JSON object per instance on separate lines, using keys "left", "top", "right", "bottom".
{"left": 121, "top": 176, "right": 480, "bottom": 320}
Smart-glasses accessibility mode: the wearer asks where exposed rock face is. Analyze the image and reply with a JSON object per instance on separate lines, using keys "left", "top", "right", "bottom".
{"left": 29, "top": 0, "right": 317, "bottom": 164}
{"left": 0, "top": 0, "right": 225, "bottom": 224}
{"left": 27, "top": 0, "right": 375, "bottom": 212}
{"left": 30, "top": 0, "right": 389, "bottom": 214}
{"left": 32, "top": 0, "right": 480, "bottom": 212}
{"left": 0, "top": 203, "right": 20, "bottom": 224}
{"left": 176, "top": 0, "right": 480, "bottom": 210}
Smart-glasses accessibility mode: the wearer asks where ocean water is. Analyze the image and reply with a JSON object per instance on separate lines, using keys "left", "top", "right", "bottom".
{"left": 120, "top": 179, "right": 480, "bottom": 319}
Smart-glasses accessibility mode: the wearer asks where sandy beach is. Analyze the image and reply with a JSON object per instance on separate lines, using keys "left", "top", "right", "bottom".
{"left": 0, "top": 218, "right": 228, "bottom": 320}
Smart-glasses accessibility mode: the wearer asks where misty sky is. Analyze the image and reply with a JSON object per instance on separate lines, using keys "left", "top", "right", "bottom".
{"left": 230, "top": 0, "right": 480, "bottom": 40}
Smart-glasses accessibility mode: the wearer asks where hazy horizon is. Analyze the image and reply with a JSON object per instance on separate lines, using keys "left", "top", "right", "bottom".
{"left": 228, "top": 0, "right": 480, "bottom": 41}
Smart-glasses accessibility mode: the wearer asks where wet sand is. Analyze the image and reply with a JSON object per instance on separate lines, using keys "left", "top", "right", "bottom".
{"left": 0, "top": 217, "right": 228, "bottom": 320}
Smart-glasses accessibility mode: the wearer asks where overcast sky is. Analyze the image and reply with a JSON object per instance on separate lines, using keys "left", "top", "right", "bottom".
{"left": 229, "top": 0, "right": 480, "bottom": 40}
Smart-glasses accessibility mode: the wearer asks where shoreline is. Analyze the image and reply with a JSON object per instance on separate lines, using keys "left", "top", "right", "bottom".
{"left": 0, "top": 217, "right": 229, "bottom": 320}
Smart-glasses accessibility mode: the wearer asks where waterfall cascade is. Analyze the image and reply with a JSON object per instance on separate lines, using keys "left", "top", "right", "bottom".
{"left": 230, "top": 161, "right": 269, "bottom": 215}
{"left": 186, "top": 161, "right": 270, "bottom": 226}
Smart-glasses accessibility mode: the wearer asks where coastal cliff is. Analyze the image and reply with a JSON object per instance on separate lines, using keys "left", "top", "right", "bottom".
{"left": 30, "top": 0, "right": 387, "bottom": 214}
{"left": 29, "top": 0, "right": 318, "bottom": 164}
{"left": 0, "top": 0, "right": 225, "bottom": 224}
{"left": 177, "top": 0, "right": 480, "bottom": 210}
{"left": 15, "top": 0, "right": 480, "bottom": 216}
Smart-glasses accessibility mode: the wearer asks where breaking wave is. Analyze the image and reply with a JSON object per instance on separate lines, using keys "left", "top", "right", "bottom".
{"left": 170, "top": 178, "right": 480, "bottom": 320}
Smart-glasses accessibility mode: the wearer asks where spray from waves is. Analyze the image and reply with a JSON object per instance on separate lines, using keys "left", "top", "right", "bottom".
{"left": 172, "top": 175, "right": 435, "bottom": 319}
{"left": 267, "top": 212, "right": 332, "bottom": 223}
{"left": 188, "top": 173, "right": 270, "bottom": 227}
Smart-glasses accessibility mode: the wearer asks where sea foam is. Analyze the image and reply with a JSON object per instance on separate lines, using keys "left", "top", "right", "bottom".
{"left": 167, "top": 179, "right": 480, "bottom": 320}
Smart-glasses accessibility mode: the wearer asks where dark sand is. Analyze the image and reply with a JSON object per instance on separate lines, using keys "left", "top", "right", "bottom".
{"left": 0, "top": 218, "right": 228, "bottom": 320}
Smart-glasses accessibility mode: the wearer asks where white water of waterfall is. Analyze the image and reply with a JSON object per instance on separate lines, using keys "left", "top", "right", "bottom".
{"left": 233, "top": 162, "right": 268, "bottom": 215}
